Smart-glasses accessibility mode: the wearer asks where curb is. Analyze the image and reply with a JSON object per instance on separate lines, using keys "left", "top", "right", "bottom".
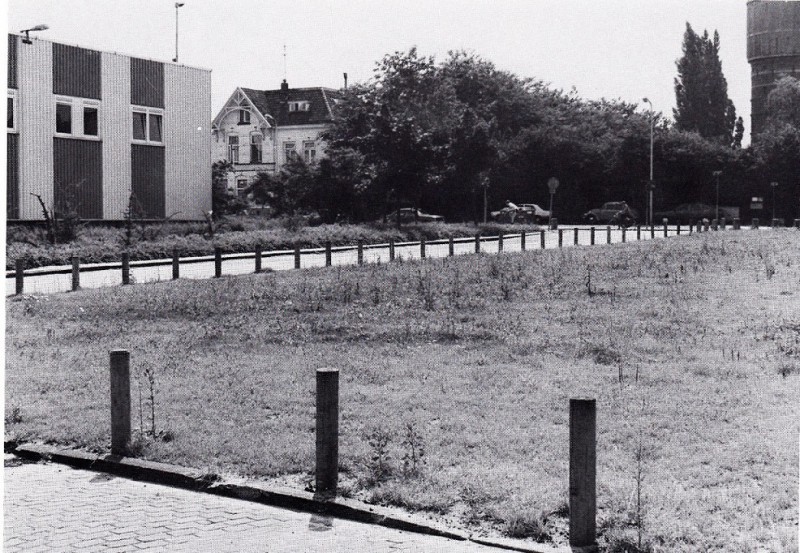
{"left": 6, "top": 441, "right": 563, "bottom": 553}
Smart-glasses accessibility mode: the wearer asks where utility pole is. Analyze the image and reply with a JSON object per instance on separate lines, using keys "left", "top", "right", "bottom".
{"left": 713, "top": 171, "right": 722, "bottom": 221}
{"left": 643, "top": 98, "right": 654, "bottom": 226}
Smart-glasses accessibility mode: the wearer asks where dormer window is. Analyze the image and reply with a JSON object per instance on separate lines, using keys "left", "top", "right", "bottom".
{"left": 238, "top": 109, "right": 251, "bottom": 124}
{"left": 288, "top": 101, "right": 310, "bottom": 112}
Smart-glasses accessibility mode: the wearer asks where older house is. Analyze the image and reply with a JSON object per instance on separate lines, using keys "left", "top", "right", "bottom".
{"left": 211, "top": 80, "right": 339, "bottom": 198}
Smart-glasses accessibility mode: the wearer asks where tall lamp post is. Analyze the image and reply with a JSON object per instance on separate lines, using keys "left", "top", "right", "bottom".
{"left": 20, "top": 24, "right": 49, "bottom": 44}
{"left": 713, "top": 170, "right": 722, "bottom": 221}
{"left": 771, "top": 181, "right": 779, "bottom": 222}
{"left": 642, "top": 98, "right": 654, "bottom": 226}
{"left": 173, "top": 3, "right": 185, "bottom": 63}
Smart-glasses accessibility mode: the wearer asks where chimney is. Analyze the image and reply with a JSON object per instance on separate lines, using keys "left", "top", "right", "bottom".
{"left": 343, "top": 72, "right": 348, "bottom": 90}
{"left": 280, "top": 79, "right": 289, "bottom": 92}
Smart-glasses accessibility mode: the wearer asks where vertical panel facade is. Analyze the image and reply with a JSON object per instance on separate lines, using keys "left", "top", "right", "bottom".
{"left": 132, "top": 144, "right": 165, "bottom": 218}
{"left": 8, "top": 34, "right": 17, "bottom": 88}
{"left": 101, "top": 51, "right": 132, "bottom": 218}
{"left": 164, "top": 64, "right": 212, "bottom": 218}
{"left": 17, "top": 37, "right": 55, "bottom": 219}
{"left": 7, "top": 134, "right": 19, "bottom": 218}
{"left": 130, "top": 57, "right": 164, "bottom": 108}
{"left": 52, "top": 43, "right": 101, "bottom": 99}
{"left": 53, "top": 137, "right": 103, "bottom": 218}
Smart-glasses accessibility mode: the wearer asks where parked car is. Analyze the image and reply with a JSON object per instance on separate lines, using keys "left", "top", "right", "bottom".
{"left": 653, "top": 203, "right": 723, "bottom": 224}
{"left": 386, "top": 208, "right": 444, "bottom": 223}
{"left": 491, "top": 202, "right": 550, "bottom": 224}
{"left": 583, "top": 202, "right": 637, "bottom": 227}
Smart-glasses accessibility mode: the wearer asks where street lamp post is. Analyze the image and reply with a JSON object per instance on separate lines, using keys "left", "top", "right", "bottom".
{"left": 173, "top": 3, "right": 185, "bottom": 63}
{"left": 713, "top": 171, "right": 722, "bottom": 221}
{"left": 642, "top": 98, "right": 654, "bottom": 227}
{"left": 771, "top": 181, "right": 779, "bottom": 222}
{"left": 20, "top": 24, "right": 49, "bottom": 44}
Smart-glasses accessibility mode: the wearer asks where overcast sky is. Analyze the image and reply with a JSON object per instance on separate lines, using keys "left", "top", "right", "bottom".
{"left": 8, "top": 0, "right": 751, "bottom": 142}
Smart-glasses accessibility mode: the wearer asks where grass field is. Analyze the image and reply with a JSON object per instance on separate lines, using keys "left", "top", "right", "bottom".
{"left": 5, "top": 230, "right": 799, "bottom": 552}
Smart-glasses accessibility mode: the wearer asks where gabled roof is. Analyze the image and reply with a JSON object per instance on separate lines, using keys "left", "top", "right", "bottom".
{"left": 240, "top": 84, "right": 342, "bottom": 127}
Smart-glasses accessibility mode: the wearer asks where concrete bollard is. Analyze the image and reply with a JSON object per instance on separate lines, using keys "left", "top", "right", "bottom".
{"left": 663, "top": 219, "right": 668, "bottom": 237}
{"left": 71, "top": 257, "right": 80, "bottom": 291}
{"left": 110, "top": 350, "right": 131, "bottom": 456}
{"left": 448, "top": 236, "right": 454, "bottom": 257}
{"left": 295, "top": 245, "right": 302, "bottom": 269}
{"left": 696, "top": 220, "right": 702, "bottom": 233}
{"left": 558, "top": 228, "right": 563, "bottom": 248}
{"left": 569, "top": 398, "right": 597, "bottom": 550}
{"left": 720, "top": 217, "right": 726, "bottom": 230}
{"left": 621, "top": 227, "right": 626, "bottom": 243}
{"left": 521, "top": 231, "right": 526, "bottom": 251}
{"left": 357, "top": 240, "right": 364, "bottom": 265}
{"left": 325, "top": 241, "right": 332, "bottom": 266}
{"left": 550, "top": 218, "right": 558, "bottom": 230}
{"left": 498, "top": 232, "right": 504, "bottom": 253}
{"left": 214, "top": 248, "right": 222, "bottom": 278}
{"left": 733, "top": 218, "right": 740, "bottom": 230}
{"left": 636, "top": 225, "right": 641, "bottom": 241}
{"left": 316, "top": 368, "right": 339, "bottom": 497}
{"left": 475, "top": 233, "right": 481, "bottom": 253}
{"left": 121, "top": 253, "right": 130, "bottom": 285}
{"left": 172, "top": 249, "right": 180, "bottom": 280}
{"left": 540, "top": 230, "right": 545, "bottom": 249}
{"left": 712, "top": 219, "right": 718, "bottom": 231}
{"left": 255, "top": 244, "right": 263, "bottom": 273}
{"left": 15, "top": 259, "right": 24, "bottom": 295}
{"left": 590, "top": 227, "right": 595, "bottom": 245}
{"left": 574, "top": 227, "right": 579, "bottom": 246}
{"left": 389, "top": 239, "right": 395, "bottom": 261}
{"left": 752, "top": 218, "right": 759, "bottom": 230}
{"left": 606, "top": 226, "right": 611, "bottom": 244}
{"left": 420, "top": 238, "right": 426, "bottom": 259}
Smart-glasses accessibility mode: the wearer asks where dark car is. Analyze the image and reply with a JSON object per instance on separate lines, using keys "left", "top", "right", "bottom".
{"left": 654, "top": 203, "right": 720, "bottom": 224}
{"left": 583, "top": 202, "right": 637, "bottom": 226}
{"left": 386, "top": 208, "right": 444, "bottom": 223}
{"left": 490, "top": 202, "right": 550, "bottom": 224}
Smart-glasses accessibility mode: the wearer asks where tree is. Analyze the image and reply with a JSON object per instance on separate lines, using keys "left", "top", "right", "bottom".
{"left": 765, "top": 76, "right": 800, "bottom": 129}
{"left": 674, "top": 24, "right": 737, "bottom": 145}
{"left": 211, "top": 160, "right": 248, "bottom": 219}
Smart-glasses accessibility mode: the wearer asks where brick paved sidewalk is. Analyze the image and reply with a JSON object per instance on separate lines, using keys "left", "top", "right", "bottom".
{"left": 4, "top": 458, "right": 518, "bottom": 553}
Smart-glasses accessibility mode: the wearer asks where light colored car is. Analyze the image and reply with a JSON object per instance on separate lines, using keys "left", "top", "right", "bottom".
{"left": 491, "top": 202, "right": 550, "bottom": 224}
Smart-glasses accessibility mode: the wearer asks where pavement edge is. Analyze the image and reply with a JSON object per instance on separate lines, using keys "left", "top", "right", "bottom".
{"left": 6, "top": 441, "right": 563, "bottom": 553}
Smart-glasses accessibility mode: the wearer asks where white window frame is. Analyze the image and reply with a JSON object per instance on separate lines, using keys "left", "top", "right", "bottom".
{"left": 303, "top": 140, "right": 316, "bottom": 163}
{"left": 238, "top": 109, "right": 251, "bottom": 124}
{"left": 228, "top": 134, "right": 240, "bottom": 163}
{"left": 7, "top": 89, "right": 18, "bottom": 133}
{"left": 288, "top": 101, "right": 310, "bottom": 112}
{"left": 284, "top": 141, "right": 296, "bottom": 163}
{"left": 55, "top": 96, "right": 102, "bottom": 140}
{"left": 131, "top": 105, "right": 164, "bottom": 145}
{"left": 236, "top": 177, "right": 249, "bottom": 198}
{"left": 250, "top": 132, "right": 263, "bottom": 164}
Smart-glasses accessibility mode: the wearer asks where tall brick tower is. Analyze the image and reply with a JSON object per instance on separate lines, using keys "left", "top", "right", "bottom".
{"left": 747, "top": 0, "right": 800, "bottom": 139}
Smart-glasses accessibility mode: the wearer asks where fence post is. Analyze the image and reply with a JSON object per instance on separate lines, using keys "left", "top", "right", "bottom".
{"left": 295, "top": 245, "right": 302, "bottom": 269}
{"left": 550, "top": 217, "right": 558, "bottom": 230}
{"left": 172, "top": 249, "right": 180, "bottom": 280}
{"left": 712, "top": 219, "right": 719, "bottom": 231}
{"left": 733, "top": 218, "right": 740, "bottom": 230}
{"left": 720, "top": 217, "right": 726, "bottom": 230}
{"left": 316, "top": 368, "right": 339, "bottom": 498}
{"left": 574, "top": 227, "right": 579, "bottom": 246}
{"left": 521, "top": 231, "right": 526, "bottom": 251}
{"left": 676, "top": 223, "right": 681, "bottom": 236}
{"left": 636, "top": 225, "right": 641, "bottom": 241}
{"left": 325, "top": 241, "right": 332, "bottom": 267}
{"left": 420, "top": 238, "right": 426, "bottom": 259}
{"left": 558, "top": 228, "right": 563, "bottom": 248}
{"left": 357, "top": 240, "right": 364, "bottom": 265}
{"left": 389, "top": 239, "right": 395, "bottom": 261}
{"left": 663, "top": 219, "right": 668, "bottom": 237}
{"left": 540, "top": 230, "right": 545, "bottom": 249}
{"left": 71, "top": 257, "right": 80, "bottom": 291}
{"left": 448, "top": 236, "right": 454, "bottom": 257}
{"left": 590, "top": 227, "right": 595, "bottom": 246}
{"left": 15, "top": 259, "right": 24, "bottom": 295}
{"left": 650, "top": 225, "right": 655, "bottom": 239}
{"left": 498, "top": 232, "right": 504, "bottom": 253}
{"left": 621, "top": 227, "right": 626, "bottom": 243}
{"left": 214, "top": 248, "right": 222, "bottom": 278}
{"left": 110, "top": 350, "right": 131, "bottom": 456}
{"left": 121, "top": 253, "right": 130, "bottom": 285}
{"left": 606, "top": 226, "right": 611, "bottom": 244}
{"left": 475, "top": 233, "right": 481, "bottom": 253}
{"left": 255, "top": 244, "right": 263, "bottom": 274}
{"left": 569, "top": 398, "right": 597, "bottom": 551}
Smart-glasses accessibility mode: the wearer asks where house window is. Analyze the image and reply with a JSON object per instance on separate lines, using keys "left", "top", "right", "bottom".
{"left": 132, "top": 107, "right": 164, "bottom": 144}
{"left": 303, "top": 140, "right": 316, "bottom": 163}
{"left": 238, "top": 109, "right": 251, "bottom": 124}
{"left": 236, "top": 178, "right": 249, "bottom": 198}
{"left": 228, "top": 135, "right": 240, "bottom": 163}
{"left": 284, "top": 141, "right": 296, "bottom": 163}
{"left": 83, "top": 106, "right": 98, "bottom": 136}
{"left": 7, "top": 92, "right": 17, "bottom": 132}
{"left": 56, "top": 102, "right": 72, "bottom": 134}
{"left": 250, "top": 133, "right": 263, "bottom": 163}
{"left": 288, "top": 101, "right": 310, "bottom": 112}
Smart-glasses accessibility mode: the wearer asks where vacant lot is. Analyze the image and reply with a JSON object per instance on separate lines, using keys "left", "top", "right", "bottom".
{"left": 5, "top": 231, "right": 798, "bottom": 552}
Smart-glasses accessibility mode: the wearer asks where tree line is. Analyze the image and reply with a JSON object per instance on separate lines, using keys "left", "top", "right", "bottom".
{"left": 215, "top": 24, "right": 800, "bottom": 224}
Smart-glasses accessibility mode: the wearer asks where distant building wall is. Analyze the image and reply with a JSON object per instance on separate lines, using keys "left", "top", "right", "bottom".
{"left": 747, "top": 0, "right": 800, "bottom": 138}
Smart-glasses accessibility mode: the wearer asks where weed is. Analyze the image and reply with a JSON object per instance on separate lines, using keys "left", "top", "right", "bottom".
{"left": 777, "top": 364, "right": 798, "bottom": 378}
{"left": 416, "top": 270, "right": 436, "bottom": 311}
{"left": 504, "top": 511, "right": 551, "bottom": 541}
{"left": 364, "top": 427, "right": 394, "bottom": 485}
{"left": 400, "top": 421, "right": 425, "bottom": 477}
{"left": 5, "top": 405, "right": 23, "bottom": 425}
{"left": 585, "top": 264, "right": 595, "bottom": 296}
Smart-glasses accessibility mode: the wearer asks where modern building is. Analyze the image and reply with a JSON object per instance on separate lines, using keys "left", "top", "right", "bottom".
{"left": 6, "top": 34, "right": 211, "bottom": 221}
{"left": 211, "top": 81, "right": 340, "bottom": 198}
{"left": 747, "top": 0, "right": 800, "bottom": 138}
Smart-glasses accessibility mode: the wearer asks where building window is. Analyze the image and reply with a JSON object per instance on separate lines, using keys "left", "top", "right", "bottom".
{"left": 238, "top": 109, "right": 250, "bottom": 124}
{"left": 83, "top": 106, "right": 98, "bottom": 136}
{"left": 7, "top": 92, "right": 17, "bottom": 132}
{"left": 228, "top": 135, "right": 240, "bottom": 163}
{"left": 56, "top": 102, "right": 72, "bottom": 134}
{"left": 132, "top": 106, "right": 164, "bottom": 144}
{"left": 236, "top": 178, "right": 249, "bottom": 198}
{"left": 284, "top": 141, "right": 296, "bottom": 163}
{"left": 288, "top": 101, "right": 310, "bottom": 112}
{"left": 303, "top": 140, "right": 316, "bottom": 163}
{"left": 250, "top": 133, "right": 263, "bottom": 163}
